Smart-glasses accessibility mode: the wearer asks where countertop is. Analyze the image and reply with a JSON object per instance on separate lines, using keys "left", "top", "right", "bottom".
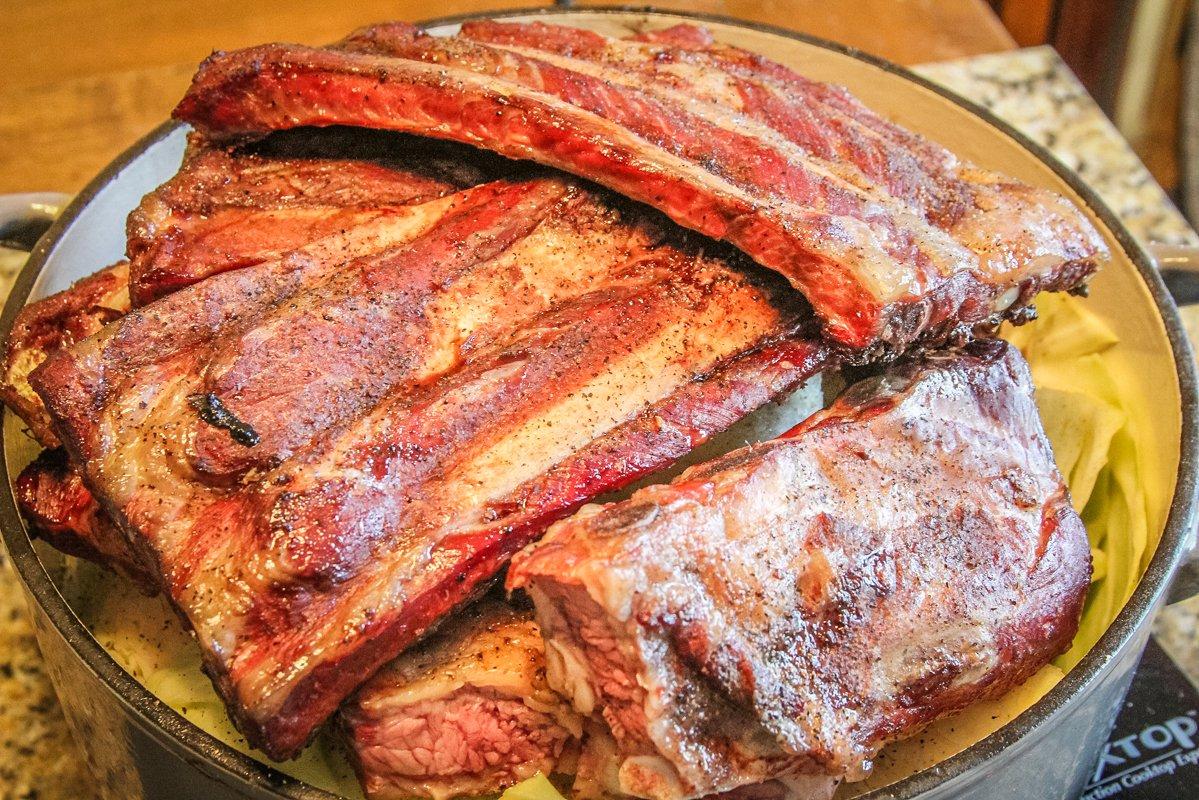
{"left": 2, "top": 27, "right": 1198, "bottom": 800}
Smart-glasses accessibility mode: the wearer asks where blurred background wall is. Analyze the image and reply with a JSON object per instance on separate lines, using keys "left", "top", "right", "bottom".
{"left": 991, "top": 0, "right": 1190, "bottom": 202}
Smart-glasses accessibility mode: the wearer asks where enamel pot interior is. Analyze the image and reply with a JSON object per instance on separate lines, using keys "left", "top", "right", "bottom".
{"left": 1, "top": 7, "right": 1196, "bottom": 800}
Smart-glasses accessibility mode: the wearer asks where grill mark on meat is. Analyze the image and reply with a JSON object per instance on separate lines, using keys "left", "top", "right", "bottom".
{"left": 509, "top": 340, "right": 1090, "bottom": 799}
{"left": 350, "top": 24, "right": 941, "bottom": 234}
{"left": 189, "top": 392, "right": 261, "bottom": 447}
{"left": 453, "top": 25, "right": 961, "bottom": 222}
{"left": 175, "top": 23, "right": 1107, "bottom": 350}
{"left": 233, "top": 268, "right": 753, "bottom": 585}
{"left": 485, "top": 334, "right": 831, "bottom": 527}
{"left": 131, "top": 206, "right": 400, "bottom": 305}
{"left": 18, "top": 188, "right": 475, "bottom": 593}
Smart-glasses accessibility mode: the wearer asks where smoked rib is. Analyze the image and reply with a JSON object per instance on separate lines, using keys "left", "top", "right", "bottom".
{"left": 2, "top": 129, "right": 483, "bottom": 442}
{"left": 126, "top": 129, "right": 496, "bottom": 305}
{"left": 4, "top": 131, "right": 494, "bottom": 575}
{"left": 509, "top": 340, "right": 1090, "bottom": 800}
{"left": 14, "top": 448, "right": 155, "bottom": 590}
{"left": 1, "top": 261, "right": 130, "bottom": 447}
{"left": 175, "top": 21, "right": 1107, "bottom": 350}
{"left": 31, "top": 178, "right": 831, "bottom": 759}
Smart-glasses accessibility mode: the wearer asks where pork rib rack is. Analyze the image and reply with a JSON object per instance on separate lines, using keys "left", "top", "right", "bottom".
{"left": 3, "top": 129, "right": 485, "bottom": 448}
{"left": 5, "top": 130, "right": 492, "bottom": 580}
{"left": 174, "top": 20, "right": 1107, "bottom": 351}
{"left": 509, "top": 340, "right": 1091, "bottom": 800}
{"left": 31, "top": 165, "right": 831, "bottom": 759}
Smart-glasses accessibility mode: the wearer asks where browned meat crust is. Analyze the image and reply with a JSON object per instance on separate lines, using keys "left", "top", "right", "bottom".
{"left": 13, "top": 448, "right": 155, "bottom": 590}
{"left": 126, "top": 129, "right": 498, "bottom": 305}
{"left": 1, "top": 261, "right": 130, "bottom": 446}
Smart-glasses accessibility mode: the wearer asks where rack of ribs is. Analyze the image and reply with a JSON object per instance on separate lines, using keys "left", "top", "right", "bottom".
{"left": 10, "top": 21, "right": 1099, "bottom": 785}
{"left": 341, "top": 594, "right": 582, "bottom": 800}
{"left": 4, "top": 130, "right": 498, "bottom": 577}
{"left": 125, "top": 128, "right": 503, "bottom": 305}
{"left": 30, "top": 171, "right": 832, "bottom": 759}
{"left": 509, "top": 340, "right": 1091, "bottom": 800}
{"left": 173, "top": 20, "right": 1107, "bottom": 352}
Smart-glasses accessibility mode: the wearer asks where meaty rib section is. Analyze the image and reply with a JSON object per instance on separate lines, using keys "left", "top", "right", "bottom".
{"left": 126, "top": 129, "right": 484, "bottom": 305}
{"left": 1, "top": 128, "right": 488, "bottom": 448}
{"left": 1, "top": 261, "right": 130, "bottom": 446}
{"left": 32, "top": 179, "right": 831, "bottom": 758}
{"left": 3, "top": 129, "right": 475, "bottom": 568}
{"left": 187, "top": 177, "right": 581, "bottom": 478}
{"left": 175, "top": 22, "right": 1106, "bottom": 350}
{"left": 14, "top": 448, "right": 155, "bottom": 589}
{"left": 342, "top": 596, "right": 582, "bottom": 800}
{"left": 509, "top": 340, "right": 1091, "bottom": 800}
{"left": 14, "top": 180, "right": 522, "bottom": 602}
{"left": 36, "top": 180, "right": 488, "bottom": 468}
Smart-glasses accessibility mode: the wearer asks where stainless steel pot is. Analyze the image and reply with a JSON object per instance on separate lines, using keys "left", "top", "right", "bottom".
{"left": 1, "top": 7, "right": 1197, "bottom": 800}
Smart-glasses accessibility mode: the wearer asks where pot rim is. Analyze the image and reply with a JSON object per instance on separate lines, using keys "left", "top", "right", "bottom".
{"left": 1, "top": 6, "right": 1196, "bottom": 798}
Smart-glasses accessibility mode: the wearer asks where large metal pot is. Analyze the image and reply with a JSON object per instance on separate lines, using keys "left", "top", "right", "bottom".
{"left": 1, "top": 8, "right": 1196, "bottom": 800}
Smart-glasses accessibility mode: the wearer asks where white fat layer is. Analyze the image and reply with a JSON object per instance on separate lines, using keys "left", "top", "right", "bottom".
{"left": 620, "top": 755, "right": 688, "bottom": 800}
{"left": 544, "top": 638, "right": 597, "bottom": 717}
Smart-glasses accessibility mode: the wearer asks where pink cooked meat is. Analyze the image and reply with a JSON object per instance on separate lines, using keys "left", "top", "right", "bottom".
{"left": 343, "top": 598, "right": 581, "bottom": 799}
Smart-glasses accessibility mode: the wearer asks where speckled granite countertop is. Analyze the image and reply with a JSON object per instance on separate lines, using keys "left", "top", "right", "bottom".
{"left": 913, "top": 47, "right": 1199, "bottom": 687}
{"left": 917, "top": 46, "right": 1199, "bottom": 248}
{"left": 2, "top": 44, "right": 1197, "bottom": 800}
